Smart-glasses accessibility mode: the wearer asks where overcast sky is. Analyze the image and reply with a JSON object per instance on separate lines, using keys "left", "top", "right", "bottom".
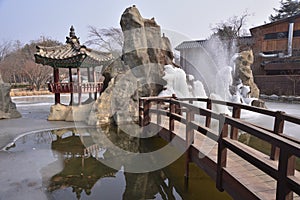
{"left": 0, "top": 0, "right": 280, "bottom": 48}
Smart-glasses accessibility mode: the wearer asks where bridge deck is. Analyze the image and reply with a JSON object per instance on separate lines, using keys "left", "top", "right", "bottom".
{"left": 153, "top": 114, "right": 300, "bottom": 200}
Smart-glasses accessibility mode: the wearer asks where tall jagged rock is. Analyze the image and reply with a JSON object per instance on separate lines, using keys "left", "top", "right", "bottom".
{"left": 120, "top": 5, "right": 173, "bottom": 96}
{"left": 88, "top": 5, "right": 175, "bottom": 125}
{"left": 233, "top": 50, "right": 260, "bottom": 98}
{"left": 0, "top": 74, "right": 21, "bottom": 119}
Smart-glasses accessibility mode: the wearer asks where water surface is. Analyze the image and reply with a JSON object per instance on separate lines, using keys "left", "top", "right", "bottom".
{"left": 0, "top": 126, "right": 231, "bottom": 200}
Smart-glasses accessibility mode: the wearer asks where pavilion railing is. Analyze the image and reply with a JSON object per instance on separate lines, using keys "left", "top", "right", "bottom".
{"left": 48, "top": 82, "right": 103, "bottom": 93}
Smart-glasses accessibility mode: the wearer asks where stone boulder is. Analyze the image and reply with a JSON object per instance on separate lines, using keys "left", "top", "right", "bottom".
{"left": 48, "top": 104, "right": 71, "bottom": 121}
{"left": 87, "top": 72, "right": 138, "bottom": 125}
{"left": 233, "top": 50, "right": 260, "bottom": 98}
{"left": 251, "top": 99, "right": 266, "bottom": 108}
{"left": 48, "top": 103, "right": 93, "bottom": 122}
{"left": 0, "top": 75, "right": 21, "bottom": 119}
{"left": 120, "top": 5, "right": 174, "bottom": 97}
{"left": 65, "top": 102, "right": 94, "bottom": 122}
{"left": 89, "top": 5, "right": 176, "bottom": 125}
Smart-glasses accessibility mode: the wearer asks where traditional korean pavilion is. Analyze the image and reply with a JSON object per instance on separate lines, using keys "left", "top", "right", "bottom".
{"left": 34, "top": 26, "right": 113, "bottom": 105}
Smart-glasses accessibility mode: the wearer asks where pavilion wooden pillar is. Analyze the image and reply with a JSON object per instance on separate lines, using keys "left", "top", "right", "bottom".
{"left": 93, "top": 67, "right": 97, "bottom": 100}
{"left": 69, "top": 67, "right": 73, "bottom": 105}
{"left": 87, "top": 67, "right": 92, "bottom": 99}
{"left": 53, "top": 67, "right": 60, "bottom": 104}
{"left": 77, "top": 68, "right": 82, "bottom": 105}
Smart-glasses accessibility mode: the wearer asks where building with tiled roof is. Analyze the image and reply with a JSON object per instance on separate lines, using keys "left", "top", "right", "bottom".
{"left": 34, "top": 26, "right": 114, "bottom": 105}
{"left": 35, "top": 26, "right": 113, "bottom": 68}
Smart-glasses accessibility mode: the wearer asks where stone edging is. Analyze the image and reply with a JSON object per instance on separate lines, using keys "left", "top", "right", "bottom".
{"left": 260, "top": 94, "right": 300, "bottom": 103}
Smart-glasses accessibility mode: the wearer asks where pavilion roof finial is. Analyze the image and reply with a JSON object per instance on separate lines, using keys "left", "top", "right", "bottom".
{"left": 69, "top": 25, "right": 76, "bottom": 38}
{"left": 66, "top": 25, "right": 80, "bottom": 46}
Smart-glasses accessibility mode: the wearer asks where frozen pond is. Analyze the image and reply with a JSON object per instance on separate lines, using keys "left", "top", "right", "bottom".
{"left": 0, "top": 127, "right": 231, "bottom": 200}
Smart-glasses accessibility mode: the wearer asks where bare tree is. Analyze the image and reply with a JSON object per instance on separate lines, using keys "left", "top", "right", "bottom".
{"left": 22, "top": 60, "right": 52, "bottom": 90}
{"left": 0, "top": 40, "right": 13, "bottom": 83}
{"left": 85, "top": 26, "right": 123, "bottom": 55}
{"left": 0, "top": 37, "right": 61, "bottom": 90}
{"left": 0, "top": 40, "right": 13, "bottom": 62}
{"left": 0, "top": 40, "right": 23, "bottom": 84}
{"left": 211, "top": 12, "right": 251, "bottom": 39}
{"left": 21, "top": 37, "right": 61, "bottom": 90}
{"left": 207, "top": 12, "right": 251, "bottom": 68}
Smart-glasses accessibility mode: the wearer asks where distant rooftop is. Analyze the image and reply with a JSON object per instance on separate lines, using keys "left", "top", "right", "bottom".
{"left": 175, "top": 40, "right": 207, "bottom": 50}
{"left": 175, "top": 36, "right": 253, "bottom": 51}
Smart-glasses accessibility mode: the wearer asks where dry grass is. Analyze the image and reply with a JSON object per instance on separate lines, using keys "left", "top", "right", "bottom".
{"left": 10, "top": 90, "right": 51, "bottom": 97}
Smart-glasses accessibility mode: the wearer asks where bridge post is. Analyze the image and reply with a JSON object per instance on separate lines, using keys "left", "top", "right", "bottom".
{"left": 276, "top": 149, "right": 295, "bottom": 200}
{"left": 143, "top": 99, "right": 151, "bottom": 126}
{"left": 216, "top": 114, "right": 228, "bottom": 192}
{"left": 205, "top": 99, "right": 212, "bottom": 128}
{"left": 156, "top": 102, "right": 162, "bottom": 125}
{"left": 139, "top": 98, "right": 143, "bottom": 126}
{"left": 271, "top": 111, "right": 285, "bottom": 160}
{"left": 230, "top": 105, "right": 241, "bottom": 140}
{"left": 139, "top": 98, "right": 150, "bottom": 127}
{"left": 185, "top": 108, "right": 195, "bottom": 181}
{"left": 169, "top": 98, "right": 176, "bottom": 132}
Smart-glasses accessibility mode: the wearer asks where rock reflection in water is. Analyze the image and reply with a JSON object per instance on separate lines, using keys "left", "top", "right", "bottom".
{"left": 48, "top": 126, "right": 181, "bottom": 199}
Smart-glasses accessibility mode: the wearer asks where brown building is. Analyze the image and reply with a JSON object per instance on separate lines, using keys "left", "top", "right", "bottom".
{"left": 250, "top": 14, "right": 300, "bottom": 95}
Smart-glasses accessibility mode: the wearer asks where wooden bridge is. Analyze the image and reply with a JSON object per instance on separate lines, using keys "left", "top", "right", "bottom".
{"left": 138, "top": 95, "right": 300, "bottom": 200}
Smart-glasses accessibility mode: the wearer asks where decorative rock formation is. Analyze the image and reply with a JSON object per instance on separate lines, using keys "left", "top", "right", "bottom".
{"left": 0, "top": 74, "right": 21, "bottom": 119}
{"left": 48, "top": 104, "right": 71, "bottom": 121}
{"left": 88, "top": 5, "right": 175, "bottom": 125}
{"left": 120, "top": 5, "right": 174, "bottom": 97}
{"left": 48, "top": 103, "right": 93, "bottom": 122}
{"left": 233, "top": 50, "right": 260, "bottom": 98}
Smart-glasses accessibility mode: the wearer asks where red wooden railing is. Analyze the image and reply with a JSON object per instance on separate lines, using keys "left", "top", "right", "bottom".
{"left": 48, "top": 82, "right": 103, "bottom": 94}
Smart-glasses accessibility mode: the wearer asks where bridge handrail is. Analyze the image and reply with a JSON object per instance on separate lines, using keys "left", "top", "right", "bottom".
{"left": 139, "top": 95, "right": 300, "bottom": 200}
{"left": 218, "top": 114, "right": 300, "bottom": 198}
{"left": 139, "top": 96, "right": 300, "bottom": 142}
{"left": 140, "top": 95, "right": 300, "bottom": 158}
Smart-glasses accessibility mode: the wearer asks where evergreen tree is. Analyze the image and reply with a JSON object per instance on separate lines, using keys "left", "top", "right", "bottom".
{"left": 270, "top": 0, "right": 300, "bottom": 22}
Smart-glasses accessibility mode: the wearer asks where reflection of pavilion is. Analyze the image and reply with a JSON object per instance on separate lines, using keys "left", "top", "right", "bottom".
{"left": 48, "top": 156, "right": 117, "bottom": 199}
{"left": 48, "top": 128, "right": 180, "bottom": 199}
{"left": 34, "top": 26, "right": 113, "bottom": 105}
{"left": 49, "top": 131, "right": 117, "bottom": 199}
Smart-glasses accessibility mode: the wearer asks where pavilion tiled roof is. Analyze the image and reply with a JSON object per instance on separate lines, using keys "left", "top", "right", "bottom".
{"left": 34, "top": 26, "right": 113, "bottom": 68}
